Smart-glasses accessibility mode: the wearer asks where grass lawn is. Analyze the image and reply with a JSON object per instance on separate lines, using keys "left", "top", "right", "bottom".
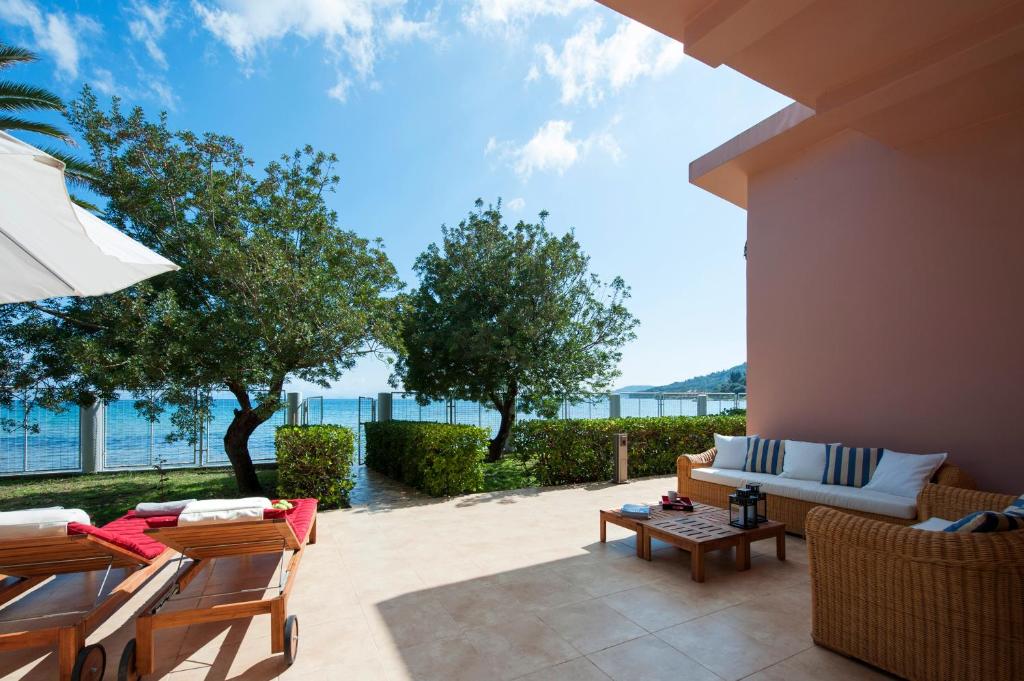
{"left": 0, "top": 467, "right": 278, "bottom": 525}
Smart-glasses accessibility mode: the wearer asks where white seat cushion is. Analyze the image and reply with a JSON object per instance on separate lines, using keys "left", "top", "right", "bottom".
{"left": 690, "top": 467, "right": 778, "bottom": 488}
{"left": 911, "top": 517, "right": 955, "bottom": 532}
{"left": 863, "top": 450, "right": 947, "bottom": 499}
{"left": 759, "top": 477, "right": 917, "bottom": 519}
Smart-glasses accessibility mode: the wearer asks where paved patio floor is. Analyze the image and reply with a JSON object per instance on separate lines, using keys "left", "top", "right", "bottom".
{"left": 1, "top": 468, "right": 895, "bottom": 680}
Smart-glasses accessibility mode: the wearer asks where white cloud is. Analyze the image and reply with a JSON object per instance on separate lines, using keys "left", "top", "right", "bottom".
{"left": 89, "top": 66, "right": 179, "bottom": 111}
{"left": 486, "top": 119, "right": 621, "bottom": 180}
{"left": 535, "top": 18, "right": 685, "bottom": 105}
{"left": 191, "top": 0, "right": 434, "bottom": 100}
{"left": 463, "top": 0, "right": 587, "bottom": 32}
{"left": 0, "top": 0, "right": 100, "bottom": 79}
{"left": 505, "top": 197, "right": 526, "bottom": 211}
{"left": 128, "top": 1, "right": 173, "bottom": 69}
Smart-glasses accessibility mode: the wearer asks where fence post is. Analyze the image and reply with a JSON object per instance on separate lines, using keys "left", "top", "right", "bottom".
{"left": 376, "top": 393, "right": 393, "bottom": 422}
{"left": 286, "top": 392, "right": 302, "bottom": 426}
{"left": 79, "top": 401, "right": 105, "bottom": 473}
{"left": 697, "top": 394, "right": 708, "bottom": 416}
{"left": 608, "top": 393, "right": 621, "bottom": 419}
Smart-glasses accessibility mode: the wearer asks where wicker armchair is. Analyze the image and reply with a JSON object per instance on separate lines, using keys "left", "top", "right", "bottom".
{"left": 806, "top": 484, "right": 1024, "bottom": 681}
{"left": 677, "top": 448, "right": 974, "bottom": 535}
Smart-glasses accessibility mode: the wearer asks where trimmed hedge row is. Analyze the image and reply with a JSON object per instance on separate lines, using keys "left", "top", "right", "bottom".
{"left": 275, "top": 425, "right": 355, "bottom": 508}
{"left": 364, "top": 421, "right": 488, "bottom": 496}
{"left": 510, "top": 415, "right": 746, "bottom": 486}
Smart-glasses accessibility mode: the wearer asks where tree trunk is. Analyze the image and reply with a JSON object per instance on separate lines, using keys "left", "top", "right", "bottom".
{"left": 488, "top": 402, "right": 516, "bottom": 463}
{"left": 223, "top": 408, "right": 265, "bottom": 494}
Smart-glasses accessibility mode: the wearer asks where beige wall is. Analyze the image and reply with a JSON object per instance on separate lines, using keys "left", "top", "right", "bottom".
{"left": 746, "top": 114, "right": 1024, "bottom": 493}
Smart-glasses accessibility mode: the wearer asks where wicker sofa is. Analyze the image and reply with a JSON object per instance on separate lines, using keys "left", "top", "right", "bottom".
{"left": 806, "top": 484, "right": 1024, "bottom": 681}
{"left": 677, "top": 447, "right": 974, "bottom": 535}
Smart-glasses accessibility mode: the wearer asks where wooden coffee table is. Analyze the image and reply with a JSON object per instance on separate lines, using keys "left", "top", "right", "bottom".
{"left": 600, "top": 503, "right": 785, "bottom": 582}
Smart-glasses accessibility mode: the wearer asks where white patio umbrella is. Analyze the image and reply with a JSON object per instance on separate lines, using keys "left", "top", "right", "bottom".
{"left": 0, "top": 130, "right": 179, "bottom": 304}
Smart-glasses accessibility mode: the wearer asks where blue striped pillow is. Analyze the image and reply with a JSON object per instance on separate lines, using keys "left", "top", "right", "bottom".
{"left": 945, "top": 511, "right": 1022, "bottom": 533}
{"left": 745, "top": 438, "right": 785, "bottom": 475}
{"left": 1004, "top": 494, "right": 1024, "bottom": 518}
{"left": 822, "top": 445, "right": 883, "bottom": 487}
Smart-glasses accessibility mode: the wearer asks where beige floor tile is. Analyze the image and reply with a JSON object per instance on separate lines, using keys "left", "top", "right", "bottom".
{"left": 378, "top": 635, "right": 503, "bottom": 681}
{"left": 364, "top": 593, "right": 464, "bottom": 649}
{"left": 599, "top": 582, "right": 727, "bottom": 632}
{"left": 461, "top": 613, "right": 579, "bottom": 679}
{"left": 517, "top": 656, "right": 611, "bottom": 681}
{"left": 537, "top": 600, "right": 646, "bottom": 655}
{"left": 587, "top": 634, "right": 722, "bottom": 681}
{"left": 745, "top": 646, "right": 897, "bottom": 681}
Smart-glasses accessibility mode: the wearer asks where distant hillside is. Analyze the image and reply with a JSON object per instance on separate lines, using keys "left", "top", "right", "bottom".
{"left": 614, "top": 384, "right": 654, "bottom": 393}
{"left": 643, "top": 363, "right": 747, "bottom": 393}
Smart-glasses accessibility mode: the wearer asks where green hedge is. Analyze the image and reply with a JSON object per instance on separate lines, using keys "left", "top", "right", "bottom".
{"left": 275, "top": 425, "right": 355, "bottom": 509}
{"left": 510, "top": 415, "right": 746, "bottom": 486}
{"left": 364, "top": 421, "right": 487, "bottom": 496}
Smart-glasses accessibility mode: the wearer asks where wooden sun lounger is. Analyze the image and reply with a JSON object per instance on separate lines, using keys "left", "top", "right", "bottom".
{"left": 120, "top": 509, "right": 317, "bottom": 679}
{"left": 0, "top": 532, "right": 172, "bottom": 681}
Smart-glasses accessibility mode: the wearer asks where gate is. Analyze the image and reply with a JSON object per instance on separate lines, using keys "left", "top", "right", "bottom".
{"left": 356, "top": 396, "right": 375, "bottom": 464}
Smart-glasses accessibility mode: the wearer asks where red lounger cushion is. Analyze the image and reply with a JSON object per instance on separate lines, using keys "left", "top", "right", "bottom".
{"left": 67, "top": 512, "right": 167, "bottom": 561}
{"left": 142, "top": 499, "right": 318, "bottom": 543}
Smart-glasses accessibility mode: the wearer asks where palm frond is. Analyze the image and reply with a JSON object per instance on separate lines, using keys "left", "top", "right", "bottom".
{"left": 0, "top": 45, "right": 36, "bottom": 70}
{"left": 68, "top": 193, "right": 102, "bottom": 213}
{"left": 40, "top": 146, "right": 102, "bottom": 190}
{"left": 0, "top": 115, "right": 72, "bottom": 142}
{"left": 0, "top": 81, "right": 64, "bottom": 112}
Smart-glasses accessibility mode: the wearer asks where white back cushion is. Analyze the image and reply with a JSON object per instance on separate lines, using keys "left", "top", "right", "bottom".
{"left": 864, "top": 450, "right": 947, "bottom": 499}
{"left": 0, "top": 508, "right": 91, "bottom": 540}
{"left": 779, "top": 440, "right": 836, "bottom": 481}
{"left": 714, "top": 434, "right": 756, "bottom": 470}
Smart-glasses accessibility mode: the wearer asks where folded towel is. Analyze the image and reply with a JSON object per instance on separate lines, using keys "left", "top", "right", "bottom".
{"left": 0, "top": 508, "right": 91, "bottom": 540}
{"left": 135, "top": 499, "right": 197, "bottom": 517}
{"left": 177, "top": 497, "right": 273, "bottom": 526}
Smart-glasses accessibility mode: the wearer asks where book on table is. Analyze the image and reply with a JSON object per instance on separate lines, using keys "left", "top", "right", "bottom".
{"left": 620, "top": 503, "right": 651, "bottom": 519}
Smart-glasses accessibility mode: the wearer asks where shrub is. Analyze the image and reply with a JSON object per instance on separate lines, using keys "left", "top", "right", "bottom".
{"left": 364, "top": 421, "right": 487, "bottom": 496}
{"left": 510, "top": 415, "right": 746, "bottom": 486}
{"left": 275, "top": 425, "right": 355, "bottom": 509}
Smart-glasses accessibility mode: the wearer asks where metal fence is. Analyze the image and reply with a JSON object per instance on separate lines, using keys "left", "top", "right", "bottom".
{"left": 0, "top": 402, "right": 81, "bottom": 475}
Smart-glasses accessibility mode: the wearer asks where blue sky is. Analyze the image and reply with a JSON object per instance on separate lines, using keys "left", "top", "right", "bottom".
{"left": 1, "top": 0, "right": 791, "bottom": 397}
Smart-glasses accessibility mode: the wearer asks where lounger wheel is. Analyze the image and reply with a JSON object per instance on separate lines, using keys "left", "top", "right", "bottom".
{"left": 71, "top": 643, "right": 106, "bottom": 681}
{"left": 117, "top": 639, "right": 138, "bottom": 681}
{"left": 283, "top": 615, "right": 299, "bottom": 666}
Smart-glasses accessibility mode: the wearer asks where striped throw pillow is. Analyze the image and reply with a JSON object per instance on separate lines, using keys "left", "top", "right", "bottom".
{"left": 1004, "top": 494, "right": 1024, "bottom": 518}
{"left": 822, "top": 445, "right": 883, "bottom": 487}
{"left": 945, "top": 511, "right": 1022, "bottom": 533}
{"left": 745, "top": 438, "right": 785, "bottom": 475}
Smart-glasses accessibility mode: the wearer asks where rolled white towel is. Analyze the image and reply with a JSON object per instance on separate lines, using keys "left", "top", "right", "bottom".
{"left": 0, "top": 508, "right": 91, "bottom": 540}
{"left": 178, "top": 497, "right": 273, "bottom": 526}
{"left": 135, "top": 499, "right": 197, "bottom": 517}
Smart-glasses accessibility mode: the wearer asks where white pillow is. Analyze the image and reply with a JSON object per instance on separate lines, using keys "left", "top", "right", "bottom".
{"left": 864, "top": 450, "right": 947, "bottom": 499}
{"left": 714, "top": 434, "right": 757, "bottom": 470}
{"left": 0, "top": 508, "right": 91, "bottom": 540}
{"left": 779, "top": 440, "right": 837, "bottom": 481}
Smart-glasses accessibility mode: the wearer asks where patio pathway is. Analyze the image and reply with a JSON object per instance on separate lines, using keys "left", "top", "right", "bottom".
{"left": 1, "top": 468, "right": 895, "bottom": 680}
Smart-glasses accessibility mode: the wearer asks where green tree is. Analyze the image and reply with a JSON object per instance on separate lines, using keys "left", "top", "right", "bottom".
{"left": 0, "top": 43, "right": 98, "bottom": 192}
{"left": 4, "top": 88, "right": 403, "bottom": 493}
{"left": 396, "top": 199, "right": 638, "bottom": 462}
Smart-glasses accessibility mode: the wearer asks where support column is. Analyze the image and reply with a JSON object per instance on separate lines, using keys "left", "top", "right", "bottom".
{"left": 376, "top": 393, "right": 393, "bottom": 422}
{"left": 608, "top": 394, "right": 621, "bottom": 419}
{"left": 697, "top": 394, "right": 708, "bottom": 416}
{"left": 79, "top": 401, "right": 105, "bottom": 473}
{"left": 286, "top": 392, "right": 302, "bottom": 426}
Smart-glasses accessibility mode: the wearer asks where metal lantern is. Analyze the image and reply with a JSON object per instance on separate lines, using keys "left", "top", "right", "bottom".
{"left": 746, "top": 483, "right": 767, "bottom": 522}
{"left": 729, "top": 488, "right": 759, "bottom": 529}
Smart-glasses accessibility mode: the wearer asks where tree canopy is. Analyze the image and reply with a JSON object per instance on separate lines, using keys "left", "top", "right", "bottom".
{"left": 395, "top": 199, "right": 638, "bottom": 461}
{"left": 1, "top": 88, "right": 403, "bottom": 492}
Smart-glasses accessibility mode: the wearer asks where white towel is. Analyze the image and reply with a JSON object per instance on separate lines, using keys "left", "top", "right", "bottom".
{"left": 178, "top": 497, "right": 272, "bottom": 526}
{"left": 135, "top": 499, "right": 197, "bottom": 517}
{"left": 0, "top": 508, "right": 91, "bottom": 540}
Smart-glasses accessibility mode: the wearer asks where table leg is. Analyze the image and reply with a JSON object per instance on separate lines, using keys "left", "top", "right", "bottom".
{"left": 736, "top": 539, "right": 751, "bottom": 571}
{"left": 776, "top": 531, "right": 786, "bottom": 561}
{"left": 600, "top": 516, "right": 606, "bottom": 543}
{"left": 691, "top": 546, "right": 705, "bottom": 582}
{"left": 639, "top": 527, "right": 650, "bottom": 560}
